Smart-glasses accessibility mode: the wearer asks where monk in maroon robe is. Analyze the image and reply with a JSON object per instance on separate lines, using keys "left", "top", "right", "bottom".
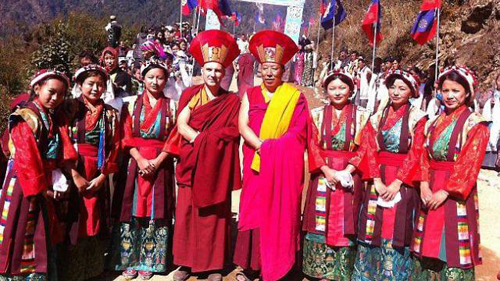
{"left": 164, "top": 30, "right": 241, "bottom": 281}
{"left": 237, "top": 53, "right": 255, "bottom": 98}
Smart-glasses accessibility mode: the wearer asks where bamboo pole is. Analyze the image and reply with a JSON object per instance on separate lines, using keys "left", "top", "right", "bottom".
{"left": 434, "top": 8, "right": 441, "bottom": 83}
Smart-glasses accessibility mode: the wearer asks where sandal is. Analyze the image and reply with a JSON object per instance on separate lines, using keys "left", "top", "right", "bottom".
{"left": 208, "top": 273, "right": 223, "bottom": 281}
{"left": 122, "top": 269, "right": 137, "bottom": 280}
{"left": 235, "top": 272, "right": 252, "bottom": 281}
{"left": 173, "top": 268, "right": 191, "bottom": 281}
{"left": 138, "top": 270, "right": 153, "bottom": 280}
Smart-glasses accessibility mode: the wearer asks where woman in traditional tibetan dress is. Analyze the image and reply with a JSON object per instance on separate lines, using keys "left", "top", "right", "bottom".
{"left": 294, "top": 51, "right": 305, "bottom": 85}
{"left": 0, "top": 69, "right": 77, "bottom": 280}
{"left": 114, "top": 58, "right": 176, "bottom": 280}
{"left": 301, "top": 39, "right": 315, "bottom": 87}
{"left": 57, "top": 65, "right": 121, "bottom": 281}
{"left": 302, "top": 69, "right": 370, "bottom": 281}
{"left": 412, "top": 66, "right": 488, "bottom": 280}
{"left": 351, "top": 70, "right": 428, "bottom": 280}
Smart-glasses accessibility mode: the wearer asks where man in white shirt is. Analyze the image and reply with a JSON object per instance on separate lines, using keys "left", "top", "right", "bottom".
{"left": 237, "top": 34, "right": 250, "bottom": 54}
{"left": 356, "top": 56, "right": 372, "bottom": 108}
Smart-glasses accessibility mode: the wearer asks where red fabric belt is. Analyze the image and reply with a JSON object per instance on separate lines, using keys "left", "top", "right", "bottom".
{"left": 132, "top": 138, "right": 165, "bottom": 149}
{"left": 377, "top": 151, "right": 407, "bottom": 166}
{"left": 429, "top": 160, "right": 454, "bottom": 172}
{"left": 77, "top": 144, "right": 98, "bottom": 157}
{"left": 322, "top": 150, "right": 356, "bottom": 160}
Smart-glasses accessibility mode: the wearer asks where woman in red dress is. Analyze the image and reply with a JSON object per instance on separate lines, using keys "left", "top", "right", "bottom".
{"left": 352, "top": 70, "right": 427, "bottom": 280}
{"left": 114, "top": 58, "right": 176, "bottom": 280}
{"left": 0, "top": 70, "right": 77, "bottom": 280}
{"left": 58, "top": 65, "right": 121, "bottom": 281}
{"left": 412, "top": 66, "right": 488, "bottom": 280}
{"left": 302, "top": 69, "right": 370, "bottom": 281}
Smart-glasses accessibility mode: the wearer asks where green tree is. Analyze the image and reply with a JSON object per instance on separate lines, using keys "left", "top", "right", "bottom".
{"left": 31, "top": 21, "right": 73, "bottom": 76}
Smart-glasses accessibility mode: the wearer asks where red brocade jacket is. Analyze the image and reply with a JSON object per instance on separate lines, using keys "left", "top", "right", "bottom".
{"left": 353, "top": 103, "right": 428, "bottom": 248}
{"left": 352, "top": 103, "right": 428, "bottom": 184}
{"left": 412, "top": 105, "right": 488, "bottom": 269}
{"left": 118, "top": 93, "right": 176, "bottom": 222}
{"left": 65, "top": 98, "right": 120, "bottom": 177}
{"left": 303, "top": 103, "right": 370, "bottom": 247}
{"left": 0, "top": 100, "right": 77, "bottom": 275}
{"left": 9, "top": 101, "right": 77, "bottom": 196}
{"left": 63, "top": 98, "right": 121, "bottom": 239}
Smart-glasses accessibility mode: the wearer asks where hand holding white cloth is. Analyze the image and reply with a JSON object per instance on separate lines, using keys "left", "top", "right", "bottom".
{"left": 324, "top": 178, "right": 336, "bottom": 191}
{"left": 337, "top": 170, "right": 354, "bottom": 189}
{"left": 52, "top": 169, "right": 69, "bottom": 192}
{"left": 377, "top": 192, "right": 401, "bottom": 208}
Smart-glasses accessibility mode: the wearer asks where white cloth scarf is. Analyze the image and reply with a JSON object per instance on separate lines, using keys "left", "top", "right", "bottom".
{"left": 486, "top": 90, "right": 500, "bottom": 151}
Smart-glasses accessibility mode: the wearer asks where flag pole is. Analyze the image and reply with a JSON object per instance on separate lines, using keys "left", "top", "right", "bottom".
{"left": 370, "top": 18, "right": 379, "bottom": 111}
{"left": 328, "top": 1, "right": 338, "bottom": 71}
{"left": 180, "top": 1, "right": 183, "bottom": 38}
{"left": 189, "top": 6, "right": 203, "bottom": 80}
{"left": 330, "top": 23, "right": 336, "bottom": 71}
{"left": 196, "top": 6, "right": 202, "bottom": 34}
{"left": 371, "top": 21, "right": 377, "bottom": 73}
{"left": 192, "top": 6, "right": 198, "bottom": 29}
{"left": 316, "top": 13, "right": 322, "bottom": 53}
{"left": 434, "top": 8, "right": 441, "bottom": 83}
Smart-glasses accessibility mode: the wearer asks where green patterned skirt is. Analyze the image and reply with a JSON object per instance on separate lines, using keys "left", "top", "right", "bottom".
{"left": 412, "top": 257, "right": 475, "bottom": 281}
{"left": 302, "top": 233, "right": 356, "bottom": 281}
{"left": 0, "top": 274, "right": 46, "bottom": 281}
{"left": 114, "top": 217, "right": 169, "bottom": 273}
{"left": 352, "top": 239, "right": 414, "bottom": 281}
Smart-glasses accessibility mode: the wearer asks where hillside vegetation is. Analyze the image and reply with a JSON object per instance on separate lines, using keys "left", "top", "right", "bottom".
{"left": 314, "top": 0, "right": 500, "bottom": 90}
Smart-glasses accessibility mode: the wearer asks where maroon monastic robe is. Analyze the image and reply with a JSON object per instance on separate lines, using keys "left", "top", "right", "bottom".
{"left": 165, "top": 85, "right": 241, "bottom": 272}
{"left": 237, "top": 53, "right": 255, "bottom": 98}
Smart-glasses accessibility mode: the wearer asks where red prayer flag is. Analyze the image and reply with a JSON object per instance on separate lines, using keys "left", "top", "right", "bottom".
{"left": 362, "top": 0, "right": 383, "bottom": 46}
{"left": 320, "top": 0, "right": 329, "bottom": 14}
{"left": 199, "top": 0, "right": 232, "bottom": 26}
{"left": 420, "top": 0, "right": 441, "bottom": 11}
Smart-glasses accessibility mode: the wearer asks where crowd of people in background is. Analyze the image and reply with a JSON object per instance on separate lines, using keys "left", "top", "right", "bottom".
{"left": 0, "top": 12, "right": 498, "bottom": 281}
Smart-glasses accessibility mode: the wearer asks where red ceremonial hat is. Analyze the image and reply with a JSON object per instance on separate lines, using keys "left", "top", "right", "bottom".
{"left": 189, "top": 30, "right": 240, "bottom": 68}
{"left": 30, "top": 69, "right": 70, "bottom": 89}
{"left": 249, "top": 30, "right": 299, "bottom": 65}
